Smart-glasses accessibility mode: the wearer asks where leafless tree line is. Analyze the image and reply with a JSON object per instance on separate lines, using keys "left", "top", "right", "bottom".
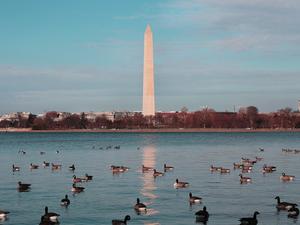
{"left": 1, "top": 106, "right": 300, "bottom": 130}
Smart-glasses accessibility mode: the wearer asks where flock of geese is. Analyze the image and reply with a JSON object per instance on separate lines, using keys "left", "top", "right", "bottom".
{"left": 1, "top": 146, "right": 299, "bottom": 225}
{"left": 207, "top": 148, "right": 299, "bottom": 224}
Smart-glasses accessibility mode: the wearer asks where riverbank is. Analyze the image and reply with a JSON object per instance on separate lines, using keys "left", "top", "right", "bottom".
{"left": 1, "top": 128, "right": 300, "bottom": 133}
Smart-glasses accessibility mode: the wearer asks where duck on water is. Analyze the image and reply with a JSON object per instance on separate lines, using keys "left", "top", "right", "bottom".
{"left": 280, "top": 172, "right": 295, "bottom": 181}
{"left": 12, "top": 164, "right": 20, "bottom": 172}
{"left": 0, "top": 210, "right": 9, "bottom": 220}
{"left": 112, "top": 215, "right": 131, "bottom": 225}
{"left": 39, "top": 215, "right": 56, "bottom": 225}
{"left": 239, "top": 174, "right": 251, "bottom": 183}
{"left": 174, "top": 179, "right": 189, "bottom": 188}
{"left": 18, "top": 181, "right": 31, "bottom": 192}
{"left": 189, "top": 192, "right": 202, "bottom": 204}
{"left": 60, "top": 195, "right": 70, "bottom": 206}
{"left": 134, "top": 198, "right": 147, "bottom": 213}
{"left": 195, "top": 206, "right": 209, "bottom": 223}
{"left": 164, "top": 163, "right": 174, "bottom": 171}
{"left": 239, "top": 211, "right": 259, "bottom": 225}
{"left": 71, "top": 183, "right": 85, "bottom": 193}
{"left": 153, "top": 169, "right": 164, "bottom": 177}
{"left": 275, "top": 196, "right": 298, "bottom": 210}
{"left": 43, "top": 206, "right": 60, "bottom": 223}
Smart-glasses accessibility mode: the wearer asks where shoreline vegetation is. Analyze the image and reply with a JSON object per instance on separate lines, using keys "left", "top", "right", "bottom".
{"left": 1, "top": 128, "right": 300, "bottom": 133}
{"left": 1, "top": 106, "right": 300, "bottom": 132}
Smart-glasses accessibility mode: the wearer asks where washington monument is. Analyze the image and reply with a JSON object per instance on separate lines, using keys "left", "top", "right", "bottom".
{"left": 142, "top": 25, "right": 155, "bottom": 116}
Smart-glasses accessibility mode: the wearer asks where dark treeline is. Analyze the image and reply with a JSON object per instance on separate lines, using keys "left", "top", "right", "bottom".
{"left": 1, "top": 106, "right": 300, "bottom": 130}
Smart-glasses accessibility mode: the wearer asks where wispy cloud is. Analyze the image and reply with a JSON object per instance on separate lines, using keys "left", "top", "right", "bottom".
{"left": 158, "top": 0, "right": 300, "bottom": 53}
{"left": 0, "top": 65, "right": 98, "bottom": 79}
{"left": 2, "top": 89, "right": 140, "bottom": 113}
{"left": 0, "top": 64, "right": 141, "bottom": 93}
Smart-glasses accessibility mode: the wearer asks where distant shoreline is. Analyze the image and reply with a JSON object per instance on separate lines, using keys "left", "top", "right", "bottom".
{"left": 1, "top": 128, "right": 300, "bottom": 133}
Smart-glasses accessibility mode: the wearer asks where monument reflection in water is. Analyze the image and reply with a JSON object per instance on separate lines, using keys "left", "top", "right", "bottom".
{"left": 140, "top": 145, "right": 160, "bottom": 225}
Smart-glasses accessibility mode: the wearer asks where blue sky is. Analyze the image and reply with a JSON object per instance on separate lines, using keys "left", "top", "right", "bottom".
{"left": 1, "top": 0, "right": 300, "bottom": 113}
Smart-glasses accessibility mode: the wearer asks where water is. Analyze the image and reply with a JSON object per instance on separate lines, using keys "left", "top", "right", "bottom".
{"left": 0, "top": 132, "right": 299, "bottom": 225}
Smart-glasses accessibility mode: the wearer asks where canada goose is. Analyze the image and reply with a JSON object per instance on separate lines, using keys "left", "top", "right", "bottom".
{"left": 121, "top": 166, "right": 129, "bottom": 171}
{"left": 261, "top": 165, "right": 276, "bottom": 173}
{"left": 242, "top": 168, "right": 252, "bottom": 173}
{"left": 30, "top": 163, "right": 39, "bottom": 169}
{"left": 43, "top": 161, "right": 50, "bottom": 167}
{"left": 51, "top": 163, "right": 62, "bottom": 170}
{"left": 111, "top": 165, "right": 122, "bottom": 172}
{"left": 241, "top": 164, "right": 252, "bottom": 173}
{"left": 220, "top": 168, "right": 230, "bottom": 173}
{"left": 210, "top": 165, "right": 221, "bottom": 172}
{"left": 12, "top": 164, "right": 20, "bottom": 172}
{"left": 40, "top": 151, "right": 46, "bottom": 155}
{"left": 72, "top": 175, "right": 84, "bottom": 183}
{"left": 239, "top": 211, "right": 259, "bottom": 225}
{"left": 164, "top": 164, "right": 174, "bottom": 171}
{"left": 142, "top": 165, "right": 154, "bottom": 172}
{"left": 280, "top": 173, "right": 295, "bottom": 181}
{"left": 71, "top": 183, "right": 85, "bottom": 193}
{"left": 44, "top": 206, "right": 60, "bottom": 222}
{"left": 85, "top": 173, "right": 93, "bottom": 181}
{"left": 195, "top": 206, "right": 209, "bottom": 222}
{"left": 275, "top": 196, "right": 297, "bottom": 210}
{"left": 233, "top": 163, "right": 243, "bottom": 169}
{"left": 39, "top": 216, "right": 55, "bottom": 225}
{"left": 0, "top": 210, "right": 9, "bottom": 219}
{"left": 69, "top": 164, "right": 75, "bottom": 171}
{"left": 288, "top": 205, "right": 299, "bottom": 218}
{"left": 134, "top": 198, "right": 147, "bottom": 212}
{"left": 111, "top": 165, "right": 129, "bottom": 173}
{"left": 18, "top": 181, "right": 31, "bottom": 191}
{"left": 61, "top": 195, "right": 70, "bottom": 206}
{"left": 255, "top": 156, "right": 263, "bottom": 161}
{"left": 241, "top": 157, "right": 257, "bottom": 164}
{"left": 239, "top": 174, "right": 251, "bottom": 183}
{"left": 153, "top": 169, "right": 164, "bottom": 177}
{"left": 189, "top": 192, "right": 202, "bottom": 203}
{"left": 174, "top": 179, "right": 189, "bottom": 188}
{"left": 284, "top": 149, "right": 293, "bottom": 153}
{"left": 241, "top": 165, "right": 253, "bottom": 171}
{"left": 112, "top": 215, "right": 131, "bottom": 225}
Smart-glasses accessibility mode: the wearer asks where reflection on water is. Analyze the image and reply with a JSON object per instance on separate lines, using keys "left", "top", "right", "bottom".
{"left": 144, "top": 223, "right": 160, "bottom": 225}
{"left": 141, "top": 146, "right": 157, "bottom": 199}
{"left": 141, "top": 145, "right": 160, "bottom": 223}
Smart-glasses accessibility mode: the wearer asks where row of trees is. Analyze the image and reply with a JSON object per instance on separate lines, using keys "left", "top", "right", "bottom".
{"left": 1, "top": 106, "right": 300, "bottom": 130}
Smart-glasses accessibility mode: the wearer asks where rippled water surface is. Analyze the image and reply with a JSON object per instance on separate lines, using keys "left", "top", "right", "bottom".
{"left": 0, "top": 132, "right": 300, "bottom": 225}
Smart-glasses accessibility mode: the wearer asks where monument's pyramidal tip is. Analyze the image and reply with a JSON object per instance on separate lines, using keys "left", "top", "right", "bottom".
{"left": 145, "top": 24, "right": 152, "bottom": 33}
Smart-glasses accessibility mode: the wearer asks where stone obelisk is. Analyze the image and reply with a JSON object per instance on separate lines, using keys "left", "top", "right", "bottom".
{"left": 142, "top": 25, "right": 155, "bottom": 116}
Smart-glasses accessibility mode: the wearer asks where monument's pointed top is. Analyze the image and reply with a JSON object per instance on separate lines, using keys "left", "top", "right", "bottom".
{"left": 145, "top": 24, "right": 152, "bottom": 33}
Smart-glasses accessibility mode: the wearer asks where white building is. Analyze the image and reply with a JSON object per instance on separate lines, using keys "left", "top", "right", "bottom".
{"left": 76, "top": 112, "right": 115, "bottom": 122}
{"left": 0, "top": 112, "right": 31, "bottom": 122}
